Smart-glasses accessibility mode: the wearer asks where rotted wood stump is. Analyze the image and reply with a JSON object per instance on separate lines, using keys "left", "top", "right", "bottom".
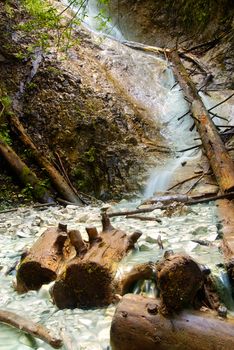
{"left": 110, "top": 294, "right": 234, "bottom": 350}
{"left": 16, "top": 223, "right": 68, "bottom": 292}
{"left": 51, "top": 213, "right": 142, "bottom": 308}
{"left": 156, "top": 254, "right": 203, "bottom": 313}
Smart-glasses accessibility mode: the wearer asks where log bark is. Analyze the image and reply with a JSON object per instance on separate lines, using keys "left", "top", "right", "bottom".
{"left": 16, "top": 223, "right": 69, "bottom": 292}
{"left": 117, "top": 262, "right": 157, "bottom": 296}
{"left": 110, "top": 294, "right": 234, "bottom": 350}
{"left": 0, "top": 139, "right": 53, "bottom": 203}
{"left": 51, "top": 213, "right": 142, "bottom": 309}
{"left": 168, "top": 51, "right": 234, "bottom": 193}
{"left": 156, "top": 254, "right": 203, "bottom": 313}
{"left": 140, "top": 191, "right": 234, "bottom": 207}
{"left": 217, "top": 199, "right": 234, "bottom": 283}
{"left": 9, "top": 113, "right": 82, "bottom": 204}
{"left": 0, "top": 309, "right": 62, "bottom": 349}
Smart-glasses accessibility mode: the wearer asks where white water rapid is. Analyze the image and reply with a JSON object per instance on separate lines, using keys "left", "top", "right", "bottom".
{"left": 0, "top": 2, "right": 234, "bottom": 350}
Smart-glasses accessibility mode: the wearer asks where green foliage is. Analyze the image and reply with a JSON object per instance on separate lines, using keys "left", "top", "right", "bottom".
{"left": 0, "top": 126, "right": 12, "bottom": 145}
{"left": 16, "top": 0, "right": 110, "bottom": 55}
{"left": 0, "top": 94, "right": 12, "bottom": 145}
{"left": 84, "top": 146, "right": 96, "bottom": 163}
{"left": 0, "top": 95, "right": 12, "bottom": 112}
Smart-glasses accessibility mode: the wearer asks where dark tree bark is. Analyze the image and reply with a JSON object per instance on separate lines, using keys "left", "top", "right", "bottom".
{"left": 16, "top": 224, "right": 69, "bottom": 292}
{"left": 168, "top": 51, "right": 234, "bottom": 193}
{"left": 51, "top": 213, "right": 142, "bottom": 308}
{"left": 0, "top": 139, "right": 53, "bottom": 203}
{"left": 110, "top": 294, "right": 234, "bottom": 350}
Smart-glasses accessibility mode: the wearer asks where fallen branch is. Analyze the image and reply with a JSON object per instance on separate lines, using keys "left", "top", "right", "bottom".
{"left": 125, "top": 215, "right": 162, "bottom": 223}
{"left": 185, "top": 173, "right": 205, "bottom": 194}
{"left": 208, "top": 93, "right": 234, "bottom": 113}
{"left": 177, "top": 144, "right": 202, "bottom": 153}
{"left": 108, "top": 207, "right": 163, "bottom": 217}
{"left": 167, "top": 173, "right": 202, "bottom": 191}
{"left": 0, "top": 202, "right": 58, "bottom": 215}
{"left": 0, "top": 309, "right": 62, "bottom": 348}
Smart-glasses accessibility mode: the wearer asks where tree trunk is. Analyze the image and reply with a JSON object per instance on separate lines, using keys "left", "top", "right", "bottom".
{"left": 51, "top": 213, "right": 142, "bottom": 309}
{"left": 0, "top": 138, "right": 53, "bottom": 203}
{"left": 110, "top": 294, "right": 234, "bottom": 350}
{"left": 117, "top": 262, "right": 157, "bottom": 296}
{"left": 16, "top": 223, "right": 69, "bottom": 292}
{"left": 168, "top": 51, "right": 234, "bottom": 193}
{"left": 218, "top": 199, "right": 234, "bottom": 282}
{"left": 9, "top": 113, "right": 82, "bottom": 204}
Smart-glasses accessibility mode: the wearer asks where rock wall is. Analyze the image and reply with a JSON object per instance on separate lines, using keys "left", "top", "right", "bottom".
{"left": 0, "top": 1, "right": 162, "bottom": 206}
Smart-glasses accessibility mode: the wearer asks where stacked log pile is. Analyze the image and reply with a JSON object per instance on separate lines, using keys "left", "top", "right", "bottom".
{"left": 16, "top": 212, "right": 142, "bottom": 308}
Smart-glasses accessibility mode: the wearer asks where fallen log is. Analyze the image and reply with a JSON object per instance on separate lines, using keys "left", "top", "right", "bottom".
{"left": 110, "top": 294, "right": 234, "bottom": 350}
{"left": 168, "top": 51, "right": 234, "bottom": 193}
{"left": 117, "top": 262, "right": 157, "bottom": 296}
{"left": 217, "top": 199, "right": 234, "bottom": 283}
{"left": 16, "top": 223, "right": 69, "bottom": 292}
{"left": 140, "top": 191, "right": 233, "bottom": 207}
{"left": 51, "top": 213, "right": 142, "bottom": 308}
{"left": 156, "top": 254, "right": 203, "bottom": 313}
{"left": 0, "top": 309, "right": 62, "bottom": 349}
{"left": 0, "top": 139, "right": 53, "bottom": 203}
{"left": 9, "top": 113, "right": 82, "bottom": 205}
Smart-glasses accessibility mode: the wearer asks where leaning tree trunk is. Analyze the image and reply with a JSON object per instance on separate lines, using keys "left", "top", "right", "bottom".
{"left": 9, "top": 113, "right": 82, "bottom": 204}
{"left": 51, "top": 213, "right": 142, "bottom": 309}
{"left": 168, "top": 51, "right": 234, "bottom": 193}
{"left": 110, "top": 294, "right": 234, "bottom": 350}
{"left": 0, "top": 138, "right": 53, "bottom": 203}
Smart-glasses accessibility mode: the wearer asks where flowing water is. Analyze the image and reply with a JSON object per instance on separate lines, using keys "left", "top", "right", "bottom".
{"left": 1, "top": 1, "right": 234, "bottom": 350}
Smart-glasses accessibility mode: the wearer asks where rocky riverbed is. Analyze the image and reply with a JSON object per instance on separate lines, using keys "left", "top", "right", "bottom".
{"left": 0, "top": 199, "right": 232, "bottom": 350}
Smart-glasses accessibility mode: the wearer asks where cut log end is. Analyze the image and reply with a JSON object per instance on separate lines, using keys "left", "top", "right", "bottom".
{"left": 53, "top": 261, "right": 114, "bottom": 308}
{"left": 157, "top": 254, "right": 203, "bottom": 313}
{"left": 16, "top": 262, "right": 57, "bottom": 292}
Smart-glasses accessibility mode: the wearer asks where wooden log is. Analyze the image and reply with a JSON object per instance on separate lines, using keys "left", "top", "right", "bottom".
{"left": 168, "top": 51, "right": 234, "bottom": 193}
{"left": 0, "top": 309, "right": 62, "bottom": 349}
{"left": 217, "top": 199, "right": 234, "bottom": 283}
{"left": 16, "top": 223, "right": 68, "bottom": 292}
{"left": 117, "top": 263, "right": 157, "bottom": 296}
{"left": 86, "top": 226, "right": 100, "bottom": 244}
{"left": 0, "top": 139, "right": 53, "bottom": 203}
{"left": 140, "top": 191, "right": 234, "bottom": 207}
{"left": 156, "top": 254, "right": 203, "bottom": 313}
{"left": 110, "top": 294, "right": 234, "bottom": 350}
{"left": 9, "top": 113, "right": 83, "bottom": 204}
{"left": 51, "top": 213, "right": 142, "bottom": 309}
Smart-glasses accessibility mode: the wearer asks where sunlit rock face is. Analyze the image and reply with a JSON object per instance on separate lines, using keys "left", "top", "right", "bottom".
{"left": 98, "top": 0, "right": 234, "bottom": 89}
{"left": 107, "top": 0, "right": 234, "bottom": 47}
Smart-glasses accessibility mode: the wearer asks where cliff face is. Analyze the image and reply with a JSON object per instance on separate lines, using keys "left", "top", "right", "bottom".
{"left": 108, "top": 0, "right": 234, "bottom": 88}
{"left": 0, "top": 1, "right": 162, "bottom": 207}
{"left": 109, "top": 0, "right": 234, "bottom": 46}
